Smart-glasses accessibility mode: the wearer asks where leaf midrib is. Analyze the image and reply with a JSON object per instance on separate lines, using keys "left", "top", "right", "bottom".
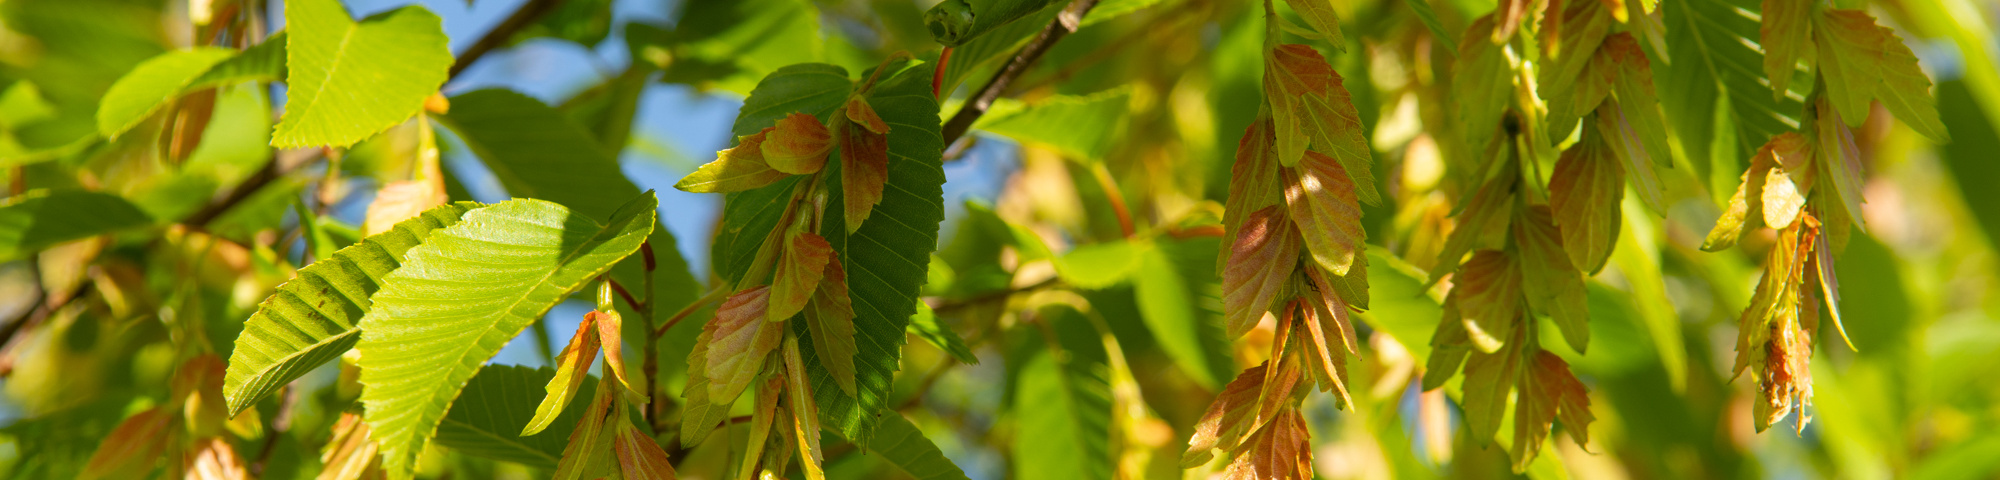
{"left": 293, "top": 18, "right": 362, "bottom": 140}
{"left": 404, "top": 211, "right": 634, "bottom": 450}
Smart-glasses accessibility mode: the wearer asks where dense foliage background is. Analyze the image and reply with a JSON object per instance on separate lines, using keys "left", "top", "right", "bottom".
{"left": 1, "top": 0, "right": 1998, "bottom": 478}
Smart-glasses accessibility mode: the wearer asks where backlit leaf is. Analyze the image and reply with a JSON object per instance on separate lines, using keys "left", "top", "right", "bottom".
{"left": 357, "top": 195, "right": 655, "bottom": 478}
{"left": 1183, "top": 364, "right": 1272, "bottom": 467}
{"left": 1222, "top": 407, "right": 1312, "bottom": 480}
{"left": 1284, "top": 0, "right": 1347, "bottom": 49}
{"left": 1429, "top": 163, "right": 1517, "bottom": 283}
{"left": 1222, "top": 119, "right": 1285, "bottom": 271}
{"left": 1287, "top": 151, "right": 1366, "bottom": 276}
{"left": 1455, "top": 16, "right": 1513, "bottom": 151}
{"left": 1510, "top": 351, "right": 1592, "bottom": 470}
{"left": 704, "top": 286, "right": 783, "bottom": 403}
{"left": 716, "top": 60, "right": 944, "bottom": 443}
{"left": 1515, "top": 206, "right": 1590, "bottom": 353}
{"left": 1812, "top": 97, "right": 1868, "bottom": 231}
{"left": 1702, "top": 133, "right": 1784, "bottom": 251}
{"left": 764, "top": 112, "right": 833, "bottom": 174}
{"left": 771, "top": 230, "right": 834, "bottom": 322}
{"left": 224, "top": 202, "right": 479, "bottom": 416}
{"left": 1460, "top": 329, "right": 1525, "bottom": 441}
{"left": 274, "top": 0, "right": 451, "bottom": 148}
{"left": 1549, "top": 127, "right": 1623, "bottom": 273}
{"left": 96, "top": 47, "right": 234, "bottom": 139}
{"left": 80, "top": 407, "right": 175, "bottom": 480}
{"left": 678, "top": 127, "right": 791, "bottom": 193}
{"left": 1223, "top": 206, "right": 1300, "bottom": 338}
{"left": 1760, "top": 0, "right": 1811, "bottom": 99}
{"left": 1455, "top": 250, "right": 1521, "bottom": 353}
{"left": 522, "top": 314, "right": 602, "bottom": 436}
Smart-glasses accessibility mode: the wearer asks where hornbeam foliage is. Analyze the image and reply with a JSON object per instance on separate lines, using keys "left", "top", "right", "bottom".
{"left": 2, "top": 0, "right": 1994, "bottom": 479}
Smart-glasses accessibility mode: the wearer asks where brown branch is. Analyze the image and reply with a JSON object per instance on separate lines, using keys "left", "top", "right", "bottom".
{"left": 448, "top": 0, "right": 563, "bottom": 78}
{"left": 939, "top": 0, "right": 1106, "bottom": 145}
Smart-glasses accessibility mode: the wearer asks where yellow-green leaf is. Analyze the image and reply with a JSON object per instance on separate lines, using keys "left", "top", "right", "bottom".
{"left": 274, "top": 0, "right": 451, "bottom": 148}
{"left": 521, "top": 314, "right": 602, "bottom": 436}
{"left": 676, "top": 128, "right": 790, "bottom": 193}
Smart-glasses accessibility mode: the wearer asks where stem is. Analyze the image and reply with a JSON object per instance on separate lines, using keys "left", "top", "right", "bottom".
{"left": 637, "top": 242, "right": 660, "bottom": 427}
{"left": 448, "top": 0, "right": 563, "bottom": 78}
{"left": 940, "top": 0, "right": 1105, "bottom": 145}
{"left": 1089, "top": 163, "right": 1136, "bottom": 238}
{"left": 653, "top": 286, "right": 730, "bottom": 338}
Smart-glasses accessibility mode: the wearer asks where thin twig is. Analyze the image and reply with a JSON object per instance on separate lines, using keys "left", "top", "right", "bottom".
{"left": 928, "top": 277, "right": 1061, "bottom": 315}
{"left": 939, "top": 0, "right": 1106, "bottom": 145}
{"left": 448, "top": 0, "right": 563, "bottom": 78}
{"left": 653, "top": 286, "right": 729, "bottom": 338}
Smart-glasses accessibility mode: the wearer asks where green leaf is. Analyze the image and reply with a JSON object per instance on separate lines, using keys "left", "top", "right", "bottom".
{"left": 0, "top": 81, "right": 56, "bottom": 129}
{"left": 1514, "top": 206, "right": 1589, "bottom": 353}
{"left": 1549, "top": 127, "right": 1623, "bottom": 272}
{"left": 649, "top": 0, "right": 825, "bottom": 95}
{"left": 273, "top": 0, "right": 451, "bottom": 148}
{"left": 434, "top": 364, "right": 600, "bottom": 470}
{"left": 438, "top": 89, "right": 637, "bottom": 217}
{"left": 1662, "top": 0, "right": 1803, "bottom": 185}
{"left": 0, "top": 190, "right": 152, "bottom": 262}
{"left": 1401, "top": 0, "right": 1456, "bottom": 51}
{"left": 187, "top": 32, "right": 289, "bottom": 91}
{"left": 357, "top": 194, "right": 656, "bottom": 479}
{"left": 95, "top": 47, "right": 234, "bottom": 139}
{"left": 925, "top": 0, "right": 1066, "bottom": 47}
{"left": 1760, "top": 0, "right": 1811, "bottom": 100}
{"left": 1132, "top": 240, "right": 1233, "bottom": 389}
{"left": 1054, "top": 240, "right": 1145, "bottom": 289}
{"left": 1283, "top": 0, "right": 1347, "bottom": 49}
{"left": 976, "top": 87, "right": 1131, "bottom": 160}
{"left": 1010, "top": 312, "right": 1113, "bottom": 480}
{"left": 1453, "top": 16, "right": 1513, "bottom": 155}
{"left": 225, "top": 202, "right": 477, "bottom": 415}
{"left": 907, "top": 302, "right": 977, "bottom": 365}
{"left": 435, "top": 88, "right": 694, "bottom": 332}
{"left": 845, "top": 413, "right": 974, "bottom": 480}
{"left": 716, "top": 61, "right": 946, "bottom": 443}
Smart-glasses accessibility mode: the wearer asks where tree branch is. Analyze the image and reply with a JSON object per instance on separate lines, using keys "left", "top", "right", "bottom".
{"left": 449, "top": 0, "right": 563, "bottom": 78}
{"left": 939, "top": 0, "right": 1105, "bottom": 145}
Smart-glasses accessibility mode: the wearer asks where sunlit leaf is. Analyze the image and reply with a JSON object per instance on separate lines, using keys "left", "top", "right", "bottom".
{"left": 1510, "top": 351, "right": 1592, "bottom": 470}
{"left": 704, "top": 286, "right": 783, "bottom": 403}
{"left": 1454, "top": 250, "right": 1521, "bottom": 353}
{"left": 1286, "top": 150, "right": 1366, "bottom": 276}
{"left": 1760, "top": 0, "right": 1811, "bottom": 99}
{"left": 96, "top": 47, "right": 234, "bottom": 139}
{"left": 357, "top": 195, "right": 655, "bottom": 478}
{"left": 771, "top": 230, "right": 834, "bottom": 322}
{"left": 1223, "top": 206, "right": 1300, "bottom": 338}
{"left": 223, "top": 202, "right": 479, "bottom": 416}
{"left": 677, "top": 127, "right": 791, "bottom": 193}
{"left": 765, "top": 112, "right": 833, "bottom": 174}
{"left": 1222, "top": 406, "right": 1311, "bottom": 480}
{"left": 79, "top": 407, "right": 175, "bottom": 480}
{"left": 273, "top": 0, "right": 451, "bottom": 148}
{"left": 522, "top": 315, "right": 602, "bottom": 436}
